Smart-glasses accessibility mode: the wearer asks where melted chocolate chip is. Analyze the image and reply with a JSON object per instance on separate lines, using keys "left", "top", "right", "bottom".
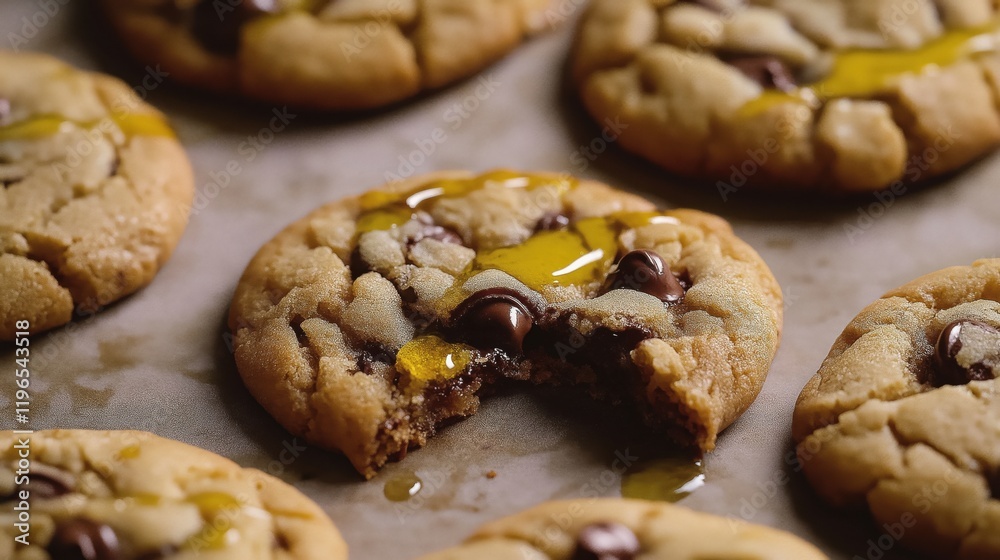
{"left": 192, "top": 0, "right": 278, "bottom": 55}
{"left": 726, "top": 55, "right": 797, "bottom": 92}
{"left": 48, "top": 519, "right": 120, "bottom": 560}
{"left": 349, "top": 247, "right": 372, "bottom": 278}
{"left": 409, "top": 214, "right": 464, "bottom": 245}
{"left": 451, "top": 288, "right": 536, "bottom": 355}
{"left": 274, "top": 533, "right": 292, "bottom": 550}
{"left": 536, "top": 212, "right": 571, "bottom": 231}
{"left": 933, "top": 320, "right": 1000, "bottom": 386}
{"left": 604, "top": 250, "right": 685, "bottom": 304}
{"left": 25, "top": 465, "right": 75, "bottom": 499}
{"left": 410, "top": 223, "right": 463, "bottom": 246}
{"left": 358, "top": 342, "right": 396, "bottom": 373}
{"left": 135, "top": 545, "right": 179, "bottom": 560}
{"left": 572, "top": 522, "right": 641, "bottom": 560}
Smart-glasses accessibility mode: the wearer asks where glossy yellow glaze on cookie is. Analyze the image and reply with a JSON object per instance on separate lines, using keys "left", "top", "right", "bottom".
{"left": 0, "top": 113, "right": 174, "bottom": 142}
{"left": 396, "top": 335, "right": 475, "bottom": 383}
{"left": 356, "top": 172, "right": 689, "bottom": 382}
{"left": 741, "top": 23, "right": 1000, "bottom": 115}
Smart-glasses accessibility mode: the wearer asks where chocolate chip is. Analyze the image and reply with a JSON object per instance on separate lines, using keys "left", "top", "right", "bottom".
{"left": 48, "top": 519, "right": 120, "bottom": 560}
{"left": 358, "top": 342, "right": 395, "bottom": 373}
{"left": 25, "top": 465, "right": 75, "bottom": 499}
{"left": 349, "top": 247, "right": 371, "bottom": 279}
{"left": 191, "top": 0, "right": 278, "bottom": 55}
{"left": 933, "top": 320, "right": 1000, "bottom": 386}
{"left": 572, "top": 522, "right": 641, "bottom": 560}
{"left": 412, "top": 224, "right": 463, "bottom": 245}
{"left": 726, "top": 56, "right": 798, "bottom": 92}
{"left": 451, "top": 288, "right": 536, "bottom": 355}
{"left": 135, "top": 545, "right": 179, "bottom": 560}
{"left": 988, "top": 469, "right": 1000, "bottom": 500}
{"left": 274, "top": 533, "right": 292, "bottom": 550}
{"left": 536, "top": 212, "right": 571, "bottom": 232}
{"left": 604, "top": 250, "right": 685, "bottom": 304}
{"left": 408, "top": 213, "right": 464, "bottom": 245}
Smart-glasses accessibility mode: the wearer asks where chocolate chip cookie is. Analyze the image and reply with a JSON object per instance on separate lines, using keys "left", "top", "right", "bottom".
{"left": 228, "top": 170, "right": 783, "bottom": 478}
{"left": 793, "top": 259, "right": 1000, "bottom": 559}
{"left": 102, "top": 0, "right": 556, "bottom": 110}
{"left": 416, "top": 498, "right": 828, "bottom": 559}
{"left": 0, "top": 429, "right": 346, "bottom": 559}
{"left": 572, "top": 0, "right": 1000, "bottom": 193}
{"left": 0, "top": 51, "right": 194, "bottom": 340}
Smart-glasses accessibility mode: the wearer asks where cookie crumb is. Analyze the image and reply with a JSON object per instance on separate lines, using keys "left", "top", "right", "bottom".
{"left": 486, "top": 470, "right": 497, "bottom": 479}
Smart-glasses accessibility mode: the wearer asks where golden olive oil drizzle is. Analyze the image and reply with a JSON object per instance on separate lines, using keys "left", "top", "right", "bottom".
{"left": 620, "top": 456, "right": 705, "bottom": 503}
{"left": 0, "top": 113, "right": 175, "bottom": 142}
{"left": 390, "top": 210, "right": 676, "bottom": 382}
{"left": 740, "top": 23, "right": 1000, "bottom": 115}
{"left": 183, "top": 492, "right": 246, "bottom": 550}
{"left": 383, "top": 470, "right": 424, "bottom": 502}
{"left": 355, "top": 170, "right": 576, "bottom": 235}
{"left": 358, "top": 172, "right": 681, "bottom": 382}
{"left": 395, "top": 335, "right": 474, "bottom": 382}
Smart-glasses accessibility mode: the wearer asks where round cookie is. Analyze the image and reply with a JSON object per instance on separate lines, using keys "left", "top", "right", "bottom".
{"left": 793, "top": 259, "right": 1000, "bottom": 559}
{"left": 571, "top": 0, "right": 1000, "bottom": 193}
{"left": 416, "top": 498, "right": 828, "bottom": 559}
{"left": 0, "top": 430, "right": 347, "bottom": 559}
{"left": 102, "top": 0, "right": 556, "bottom": 110}
{"left": 0, "top": 51, "right": 194, "bottom": 340}
{"left": 229, "top": 170, "right": 783, "bottom": 479}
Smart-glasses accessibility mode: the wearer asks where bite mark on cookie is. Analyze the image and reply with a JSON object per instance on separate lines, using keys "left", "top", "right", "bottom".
{"left": 230, "top": 171, "right": 783, "bottom": 478}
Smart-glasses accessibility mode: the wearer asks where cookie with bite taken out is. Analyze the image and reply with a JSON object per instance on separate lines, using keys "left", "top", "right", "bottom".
{"left": 228, "top": 170, "right": 783, "bottom": 478}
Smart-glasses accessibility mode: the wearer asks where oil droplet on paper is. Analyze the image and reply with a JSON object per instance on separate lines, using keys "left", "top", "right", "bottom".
{"left": 384, "top": 471, "right": 423, "bottom": 502}
{"left": 621, "top": 456, "right": 705, "bottom": 503}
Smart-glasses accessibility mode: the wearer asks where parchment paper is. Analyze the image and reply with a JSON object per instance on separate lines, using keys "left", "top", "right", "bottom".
{"left": 3, "top": 3, "right": 999, "bottom": 558}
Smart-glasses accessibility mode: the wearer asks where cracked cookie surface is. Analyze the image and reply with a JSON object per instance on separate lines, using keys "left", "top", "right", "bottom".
{"left": 0, "top": 430, "right": 346, "bottom": 560}
{"left": 102, "top": 0, "right": 557, "bottom": 110}
{"left": 416, "top": 498, "right": 828, "bottom": 560}
{"left": 0, "top": 51, "right": 194, "bottom": 340}
{"left": 793, "top": 259, "right": 1000, "bottom": 559}
{"left": 228, "top": 170, "right": 783, "bottom": 479}
{"left": 572, "top": 0, "right": 1000, "bottom": 193}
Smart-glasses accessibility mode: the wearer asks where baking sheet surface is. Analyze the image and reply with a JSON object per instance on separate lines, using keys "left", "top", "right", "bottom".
{"left": 3, "top": 4, "right": 999, "bottom": 559}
